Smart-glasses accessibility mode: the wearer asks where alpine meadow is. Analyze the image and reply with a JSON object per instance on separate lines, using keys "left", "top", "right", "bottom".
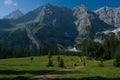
{"left": 0, "top": 0, "right": 120, "bottom": 80}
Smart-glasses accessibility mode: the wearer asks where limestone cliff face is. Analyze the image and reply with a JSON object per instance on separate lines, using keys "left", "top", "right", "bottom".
{"left": 95, "top": 7, "right": 120, "bottom": 27}
{"left": 73, "top": 5, "right": 114, "bottom": 39}
{"left": 1, "top": 4, "right": 120, "bottom": 49}
{"left": 4, "top": 10, "right": 24, "bottom": 19}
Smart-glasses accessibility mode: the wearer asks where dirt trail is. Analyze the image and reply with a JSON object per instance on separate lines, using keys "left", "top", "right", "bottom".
{"left": 30, "top": 69, "right": 71, "bottom": 80}
{"left": 30, "top": 75, "right": 52, "bottom": 80}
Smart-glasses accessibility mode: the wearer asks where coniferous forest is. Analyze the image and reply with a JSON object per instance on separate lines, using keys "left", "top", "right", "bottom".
{"left": 0, "top": 1, "right": 120, "bottom": 80}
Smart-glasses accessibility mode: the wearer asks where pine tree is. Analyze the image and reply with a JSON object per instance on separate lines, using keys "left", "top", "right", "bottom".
{"left": 58, "top": 58, "right": 64, "bottom": 68}
{"left": 57, "top": 55, "right": 60, "bottom": 62}
{"left": 0, "top": 42, "right": 1, "bottom": 51}
{"left": 114, "top": 45, "right": 120, "bottom": 67}
{"left": 48, "top": 51, "right": 52, "bottom": 59}
{"left": 47, "top": 58, "right": 54, "bottom": 67}
{"left": 47, "top": 51, "right": 54, "bottom": 67}
{"left": 30, "top": 57, "right": 34, "bottom": 63}
{"left": 99, "top": 59, "right": 104, "bottom": 67}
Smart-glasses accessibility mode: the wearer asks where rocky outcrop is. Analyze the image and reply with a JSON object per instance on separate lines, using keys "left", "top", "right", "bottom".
{"left": 73, "top": 5, "right": 114, "bottom": 39}
{"left": 95, "top": 7, "right": 120, "bottom": 27}
{"left": 4, "top": 10, "right": 24, "bottom": 19}
{"left": 1, "top": 4, "right": 120, "bottom": 49}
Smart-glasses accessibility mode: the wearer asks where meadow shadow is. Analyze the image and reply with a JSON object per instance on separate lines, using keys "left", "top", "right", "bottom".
{"left": 53, "top": 76, "right": 120, "bottom": 80}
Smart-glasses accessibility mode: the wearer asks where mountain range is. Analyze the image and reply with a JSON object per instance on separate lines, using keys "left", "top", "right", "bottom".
{"left": 0, "top": 3, "right": 120, "bottom": 50}
{"left": 4, "top": 10, "right": 24, "bottom": 19}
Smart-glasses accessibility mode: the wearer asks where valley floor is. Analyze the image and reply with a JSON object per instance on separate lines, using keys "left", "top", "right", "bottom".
{"left": 0, "top": 56, "right": 120, "bottom": 80}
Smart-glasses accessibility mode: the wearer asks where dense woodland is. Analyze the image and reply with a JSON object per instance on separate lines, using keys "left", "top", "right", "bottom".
{"left": 0, "top": 38, "right": 120, "bottom": 59}
{"left": 0, "top": 37, "right": 120, "bottom": 67}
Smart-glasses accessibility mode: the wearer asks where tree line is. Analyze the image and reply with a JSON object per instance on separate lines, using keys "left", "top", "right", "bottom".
{"left": 81, "top": 38, "right": 120, "bottom": 67}
{"left": 0, "top": 37, "right": 120, "bottom": 67}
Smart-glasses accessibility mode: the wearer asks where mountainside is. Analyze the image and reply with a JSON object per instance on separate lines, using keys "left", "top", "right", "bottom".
{"left": 95, "top": 7, "right": 120, "bottom": 27}
{"left": 4, "top": 10, "right": 24, "bottom": 19}
{"left": 73, "top": 5, "right": 114, "bottom": 40}
{"left": 23, "top": 4, "right": 78, "bottom": 48}
{"left": 0, "top": 4, "right": 120, "bottom": 50}
{"left": 0, "top": 19, "right": 15, "bottom": 29}
{"left": 1, "top": 4, "right": 78, "bottom": 49}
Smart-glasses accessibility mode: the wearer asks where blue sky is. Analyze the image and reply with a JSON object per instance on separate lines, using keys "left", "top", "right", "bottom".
{"left": 0, "top": 0, "right": 120, "bottom": 18}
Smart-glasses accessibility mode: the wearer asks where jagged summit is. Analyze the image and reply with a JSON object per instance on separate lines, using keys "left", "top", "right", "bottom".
{"left": 36, "top": 3, "right": 54, "bottom": 10}
{"left": 44, "top": 3, "right": 53, "bottom": 7}
{"left": 4, "top": 9, "right": 24, "bottom": 19}
{"left": 0, "top": 4, "right": 120, "bottom": 49}
{"left": 73, "top": 5, "right": 114, "bottom": 39}
{"left": 95, "top": 6, "right": 120, "bottom": 27}
{"left": 73, "top": 4, "right": 89, "bottom": 13}
{"left": 95, "top": 6, "right": 112, "bottom": 12}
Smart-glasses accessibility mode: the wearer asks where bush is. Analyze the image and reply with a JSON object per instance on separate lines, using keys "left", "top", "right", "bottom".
{"left": 57, "top": 55, "right": 60, "bottom": 62}
{"left": 47, "top": 58, "right": 54, "bottom": 67}
{"left": 30, "top": 57, "right": 34, "bottom": 63}
{"left": 98, "top": 59, "right": 104, "bottom": 67}
{"left": 114, "top": 45, "right": 120, "bottom": 67}
{"left": 58, "top": 58, "right": 65, "bottom": 68}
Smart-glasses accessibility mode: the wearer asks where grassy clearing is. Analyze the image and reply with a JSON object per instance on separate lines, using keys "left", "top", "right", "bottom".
{"left": 0, "top": 56, "right": 120, "bottom": 80}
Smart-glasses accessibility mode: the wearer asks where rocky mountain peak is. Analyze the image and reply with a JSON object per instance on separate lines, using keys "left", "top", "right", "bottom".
{"left": 73, "top": 4, "right": 89, "bottom": 12}
{"left": 0, "top": 4, "right": 119, "bottom": 49}
{"left": 4, "top": 9, "right": 24, "bottom": 19}
{"left": 73, "top": 5, "right": 114, "bottom": 39}
{"left": 95, "top": 7, "right": 120, "bottom": 27}
{"left": 95, "top": 6, "right": 112, "bottom": 12}
{"left": 73, "top": 4, "right": 93, "bottom": 20}
{"left": 43, "top": 3, "right": 53, "bottom": 8}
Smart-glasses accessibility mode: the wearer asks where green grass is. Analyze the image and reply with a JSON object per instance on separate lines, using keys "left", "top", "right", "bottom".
{"left": 0, "top": 56, "right": 120, "bottom": 80}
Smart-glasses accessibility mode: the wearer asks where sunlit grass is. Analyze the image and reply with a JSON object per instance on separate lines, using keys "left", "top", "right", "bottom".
{"left": 0, "top": 56, "right": 120, "bottom": 80}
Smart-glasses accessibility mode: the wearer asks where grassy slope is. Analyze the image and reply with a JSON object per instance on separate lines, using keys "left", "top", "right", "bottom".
{"left": 0, "top": 56, "right": 120, "bottom": 80}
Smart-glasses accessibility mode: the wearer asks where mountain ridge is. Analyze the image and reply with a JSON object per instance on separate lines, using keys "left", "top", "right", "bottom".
{"left": 4, "top": 9, "right": 24, "bottom": 19}
{"left": 0, "top": 3, "right": 120, "bottom": 50}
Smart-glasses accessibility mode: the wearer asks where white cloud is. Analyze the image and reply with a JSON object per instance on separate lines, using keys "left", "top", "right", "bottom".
{"left": 13, "top": 3, "right": 17, "bottom": 6}
{"left": 4, "top": 0, "right": 17, "bottom": 6}
{"left": 4, "top": 0, "right": 13, "bottom": 5}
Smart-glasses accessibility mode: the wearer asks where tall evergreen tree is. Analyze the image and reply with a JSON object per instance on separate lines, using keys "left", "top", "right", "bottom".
{"left": 114, "top": 45, "right": 120, "bottom": 67}
{"left": 47, "top": 58, "right": 54, "bottom": 67}
{"left": 58, "top": 58, "right": 65, "bottom": 68}
{"left": 47, "top": 51, "right": 54, "bottom": 67}
{"left": 57, "top": 55, "right": 60, "bottom": 62}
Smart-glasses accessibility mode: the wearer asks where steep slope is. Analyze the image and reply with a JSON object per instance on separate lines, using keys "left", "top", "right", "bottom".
{"left": 0, "top": 4, "right": 120, "bottom": 50}
{"left": 95, "top": 7, "right": 120, "bottom": 27}
{"left": 34, "top": 5, "right": 77, "bottom": 48}
{"left": 25, "top": 25, "right": 40, "bottom": 49}
{"left": 0, "top": 19, "right": 15, "bottom": 29}
{"left": 0, "top": 20, "right": 33, "bottom": 51}
{"left": 4, "top": 10, "right": 24, "bottom": 19}
{"left": 11, "top": 3, "right": 78, "bottom": 48}
{"left": 94, "top": 27, "right": 120, "bottom": 43}
{"left": 0, "top": 27, "right": 32, "bottom": 51}
{"left": 73, "top": 5, "right": 114, "bottom": 39}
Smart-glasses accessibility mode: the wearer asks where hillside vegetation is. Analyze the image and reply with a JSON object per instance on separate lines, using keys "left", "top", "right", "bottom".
{"left": 0, "top": 56, "right": 120, "bottom": 80}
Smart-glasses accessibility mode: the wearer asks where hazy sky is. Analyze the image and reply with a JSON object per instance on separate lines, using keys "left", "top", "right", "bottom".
{"left": 0, "top": 0, "right": 120, "bottom": 18}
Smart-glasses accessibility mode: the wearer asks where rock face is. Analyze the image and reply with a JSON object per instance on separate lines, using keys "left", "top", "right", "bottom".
{"left": 3, "top": 3, "right": 78, "bottom": 49}
{"left": 73, "top": 5, "right": 114, "bottom": 39}
{"left": 0, "top": 4, "right": 120, "bottom": 50}
{"left": 4, "top": 10, "right": 24, "bottom": 19}
{"left": 95, "top": 7, "right": 120, "bottom": 27}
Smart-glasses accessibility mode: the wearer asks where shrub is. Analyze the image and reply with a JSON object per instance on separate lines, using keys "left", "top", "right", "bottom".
{"left": 58, "top": 58, "right": 65, "bottom": 68}
{"left": 98, "top": 59, "right": 104, "bottom": 67}
{"left": 47, "top": 58, "right": 54, "bottom": 67}
{"left": 57, "top": 55, "right": 60, "bottom": 62}
{"left": 114, "top": 45, "right": 120, "bottom": 67}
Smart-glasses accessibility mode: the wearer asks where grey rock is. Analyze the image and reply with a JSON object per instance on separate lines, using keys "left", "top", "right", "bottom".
{"left": 73, "top": 5, "right": 114, "bottom": 39}
{"left": 0, "top": 4, "right": 120, "bottom": 49}
{"left": 4, "top": 10, "right": 24, "bottom": 19}
{"left": 95, "top": 7, "right": 120, "bottom": 27}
